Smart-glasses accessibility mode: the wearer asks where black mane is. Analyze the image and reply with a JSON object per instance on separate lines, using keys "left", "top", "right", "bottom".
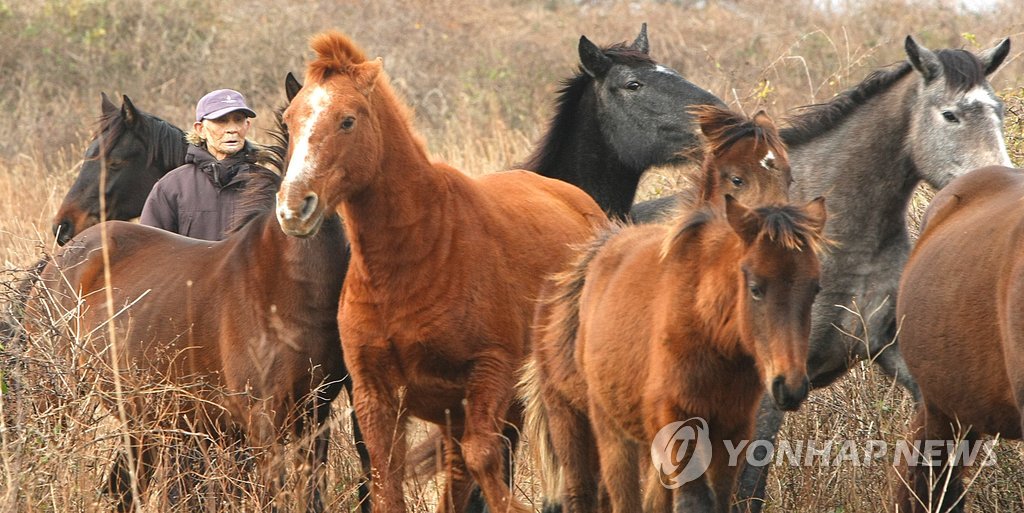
{"left": 91, "top": 108, "right": 186, "bottom": 169}
{"left": 227, "top": 107, "right": 288, "bottom": 233}
{"left": 781, "top": 48, "right": 988, "bottom": 146}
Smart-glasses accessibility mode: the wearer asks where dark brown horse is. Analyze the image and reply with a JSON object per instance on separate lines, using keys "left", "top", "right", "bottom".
{"left": 896, "top": 165, "right": 1024, "bottom": 512}
{"left": 275, "top": 31, "right": 606, "bottom": 513}
{"left": 26, "top": 168, "right": 354, "bottom": 511}
{"left": 53, "top": 93, "right": 187, "bottom": 245}
{"left": 521, "top": 105, "right": 812, "bottom": 513}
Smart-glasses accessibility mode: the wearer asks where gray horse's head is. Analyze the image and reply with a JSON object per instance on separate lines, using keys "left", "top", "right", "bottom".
{"left": 905, "top": 36, "right": 1011, "bottom": 188}
{"left": 578, "top": 24, "right": 724, "bottom": 170}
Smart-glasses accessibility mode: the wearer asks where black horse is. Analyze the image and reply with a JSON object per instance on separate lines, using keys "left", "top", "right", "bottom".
{"left": 524, "top": 23, "right": 724, "bottom": 219}
{"left": 52, "top": 93, "right": 187, "bottom": 245}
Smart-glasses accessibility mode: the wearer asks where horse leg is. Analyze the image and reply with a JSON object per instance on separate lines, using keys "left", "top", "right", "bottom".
{"left": 436, "top": 427, "right": 477, "bottom": 513}
{"left": 590, "top": 401, "right": 640, "bottom": 513}
{"left": 872, "top": 318, "right": 921, "bottom": 402}
{"left": 458, "top": 354, "right": 529, "bottom": 513}
{"left": 897, "top": 405, "right": 972, "bottom": 513}
{"left": 731, "top": 395, "right": 783, "bottom": 513}
{"left": 351, "top": 372, "right": 409, "bottom": 513}
{"left": 343, "top": 377, "right": 373, "bottom": 513}
{"left": 545, "top": 386, "right": 601, "bottom": 513}
{"left": 105, "top": 435, "right": 156, "bottom": 512}
{"left": 642, "top": 463, "right": 671, "bottom": 513}
{"left": 463, "top": 410, "right": 524, "bottom": 513}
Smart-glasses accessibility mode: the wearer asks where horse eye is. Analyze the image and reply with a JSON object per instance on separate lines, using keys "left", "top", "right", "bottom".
{"left": 625, "top": 81, "right": 642, "bottom": 91}
{"left": 942, "top": 111, "right": 959, "bottom": 123}
{"left": 731, "top": 176, "right": 745, "bottom": 187}
{"left": 341, "top": 116, "right": 356, "bottom": 131}
{"left": 749, "top": 282, "right": 765, "bottom": 301}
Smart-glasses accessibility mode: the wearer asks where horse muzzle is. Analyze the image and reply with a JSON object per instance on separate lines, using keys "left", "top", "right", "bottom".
{"left": 770, "top": 375, "right": 810, "bottom": 412}
{"left": 276, "top": 190, "right": 324, "bottom": 238}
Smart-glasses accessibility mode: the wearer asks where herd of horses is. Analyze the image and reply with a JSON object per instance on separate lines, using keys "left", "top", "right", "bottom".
{"left": 16, "top": 23, "right": 1021, "bottom": 513}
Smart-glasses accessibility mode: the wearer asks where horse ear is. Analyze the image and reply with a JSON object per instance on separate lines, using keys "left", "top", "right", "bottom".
{"left": 905, "top": 36, "right": 942, "bottom": 82}
{"left": 630, "top": 23, "right": 650, "bottom": 54}
{"left": 803, "top": 196, "right": 828, "bottom": 234}
{"left": 752, "top": 110, "right": 775, "bottom": 130}
{"left": 725, "top": 195, "right": 758, "bottom": 245}
{"left": 101, "top": 92, "right": 117, "bottom": 114}
{"left": 121, "top": 95, "right": 139, "bottom": 127}
{"left": 353, "top": 58, "right": 383, "bottom": 96}
{"left": 285, "top": 72, "right": 303, "bottom": 102}
{"left": 579, "top": 35, "right": 612, "bottom": 78}
{"left": 978, "top": 38, "right": 1010, "bottom": 75}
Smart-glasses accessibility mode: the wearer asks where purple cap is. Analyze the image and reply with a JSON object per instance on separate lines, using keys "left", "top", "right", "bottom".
{"left": 195, "top": 89, "right": 257, "bottom": 122}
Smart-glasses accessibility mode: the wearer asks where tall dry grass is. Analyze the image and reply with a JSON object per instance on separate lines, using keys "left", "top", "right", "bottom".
{"left": 2, "top": 0, "right": 1024, "bottom": 511}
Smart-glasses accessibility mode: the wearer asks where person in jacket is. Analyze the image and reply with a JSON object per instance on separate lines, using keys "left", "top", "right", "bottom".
{"left": 140, "top": 88, "right": 279, "bottom": 241}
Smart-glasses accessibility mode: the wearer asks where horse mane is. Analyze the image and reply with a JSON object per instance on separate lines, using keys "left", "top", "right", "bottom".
{"left": 663, "top": 203, "right": 829, "bottom": 259}
{"left": 226, "top": 110, "right": 287, "bottom": 234}
{"left": 522, "top": 43, "right": 654, "bottom": 173}
{"left": 781, "top": 48, "right": 988, "bottom": 145}
{"left": 91, "top": 106, "right": 185, "bottom": 169}
{"left": 306, "top": 30, "right": 369, "bottom": 84}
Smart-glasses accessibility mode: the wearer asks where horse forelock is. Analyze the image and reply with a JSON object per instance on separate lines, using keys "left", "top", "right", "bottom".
{"left": 695, "top": 106, "right": 786, "bottom": 161}
{"left": 752, "top": 205, "right": 831, "bottom": 255}
{"left": 602, "top": 42, "right": 655, "bottom": 66}
{"left": 91, "top": 108, "right": 130, "bottom": 159}
{"left": 306, "top": 30, "right": 368, "bottom": 85}
{"left": 935, "top": 48, "right": 988, "bottom": 92}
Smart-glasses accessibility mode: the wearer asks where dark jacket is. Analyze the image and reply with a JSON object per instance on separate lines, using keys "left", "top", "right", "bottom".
{"left": 140, "top": 142, "right": 278, "bottom": 241}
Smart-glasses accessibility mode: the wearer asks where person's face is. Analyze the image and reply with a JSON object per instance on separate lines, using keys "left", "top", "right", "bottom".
{"left": 195, "top": 111, "right": 250, "bottom": 160}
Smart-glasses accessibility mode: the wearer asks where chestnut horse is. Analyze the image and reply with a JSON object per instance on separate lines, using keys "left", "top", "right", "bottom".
{"left": 896, "top": 165, "right": 1024, "bottom": 512}
{"left": 521, "top": 104, "right": 810, "bottom": 513}
{"left": 26, "top": 169, "right": 354, "bottom": 511}
{"left": 275, "top": 32, "right": 606, "bottom": 513}
{"left": 524, "top": 194, "right": 826, "bottom": 513}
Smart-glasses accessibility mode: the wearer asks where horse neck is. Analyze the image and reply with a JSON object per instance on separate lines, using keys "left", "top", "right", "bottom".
{"left": 245, "top": 212, "right": 346, "bottom": 313}
{"left": 669, "top": 222, "right": 744, "bottom": 356}
{"left": 148, "top": 117, "right": 189, "bottom": 172}
{"left": 786, "top": 77, "right": 919, "bottom": 246}
{"left": 529, "top": 87, "right": 640, "bottom": 220}
{"left": 340, "top": 93, "right": 452, "bottom": 301}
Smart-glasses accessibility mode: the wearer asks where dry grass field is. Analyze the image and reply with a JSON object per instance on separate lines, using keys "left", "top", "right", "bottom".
{"left": 3, "top": 0, "right": 1024, "bottom": 511}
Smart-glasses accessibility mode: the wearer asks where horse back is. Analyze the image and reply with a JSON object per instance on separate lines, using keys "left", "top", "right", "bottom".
{"left": 899, "top": 166, "right": 1024, "bottom": 436}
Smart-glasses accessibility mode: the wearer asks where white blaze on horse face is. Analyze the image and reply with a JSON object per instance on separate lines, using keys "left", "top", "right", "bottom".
{"left": 963, "top": 87, "right": 1012, "bottom": 167}
{"left": 286, "top": 86, "right": 331, "bottom": 186}
{"left": 654, "top": 65, "right": 680, "bottom": 77}
{"left": 760, "top": 150, "right": 776, "bottom": 171}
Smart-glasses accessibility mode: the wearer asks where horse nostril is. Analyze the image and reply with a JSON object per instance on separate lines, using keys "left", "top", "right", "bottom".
{"left": 54, "top": 220, "right": 74, "bottom": 246}
{"left": 299, "top": 193, "right": 318, "bottom": 221}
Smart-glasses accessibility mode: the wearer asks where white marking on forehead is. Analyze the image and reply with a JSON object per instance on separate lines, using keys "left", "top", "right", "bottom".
{"left": 285, "top": 86, "right": 330, "bottom": 186}
{"left": 760, "top": 150, "right": 775, "bottom": 170}
{"left": 654, "top": 64, "right": 680, "bottom": 77}
{"left": 963, "top": 87, "right": 999, "bottom": 108}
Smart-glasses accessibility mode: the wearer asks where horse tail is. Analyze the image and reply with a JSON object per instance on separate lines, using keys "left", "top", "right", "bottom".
{"left": 520, "top": 223, "right": 621, "bottom": 509}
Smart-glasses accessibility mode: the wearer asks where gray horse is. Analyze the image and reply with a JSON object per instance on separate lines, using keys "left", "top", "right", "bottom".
{"left": 634, "top": 35, "right": 1013, "bottom": 511}
{"left": 731, "top": 36, "right": 1012, "bottom": 513}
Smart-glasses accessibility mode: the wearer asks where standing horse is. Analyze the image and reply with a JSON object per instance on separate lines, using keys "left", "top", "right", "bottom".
{"left": 521, "top": 104, "right": 803, "bottom": 513}
{"left": 722, "top": 36, "right": 1013, "bottom": 512}
{"left": 275, "top": 31, "right": 606, "bottom": 513}
{"left": 27, "top": 164, "right": 357, "bottom": 511}
{"left": 53, "top": 93, "right": 188, "bottom": 245}
{"left": 523, "top": 23, "right": 724, "bottom": 219}
{"left": 896, "top": 165, "right": 1024, "bottom": 512}
{"left": 524, "top": 195, "right": 825, "bottom": 513}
